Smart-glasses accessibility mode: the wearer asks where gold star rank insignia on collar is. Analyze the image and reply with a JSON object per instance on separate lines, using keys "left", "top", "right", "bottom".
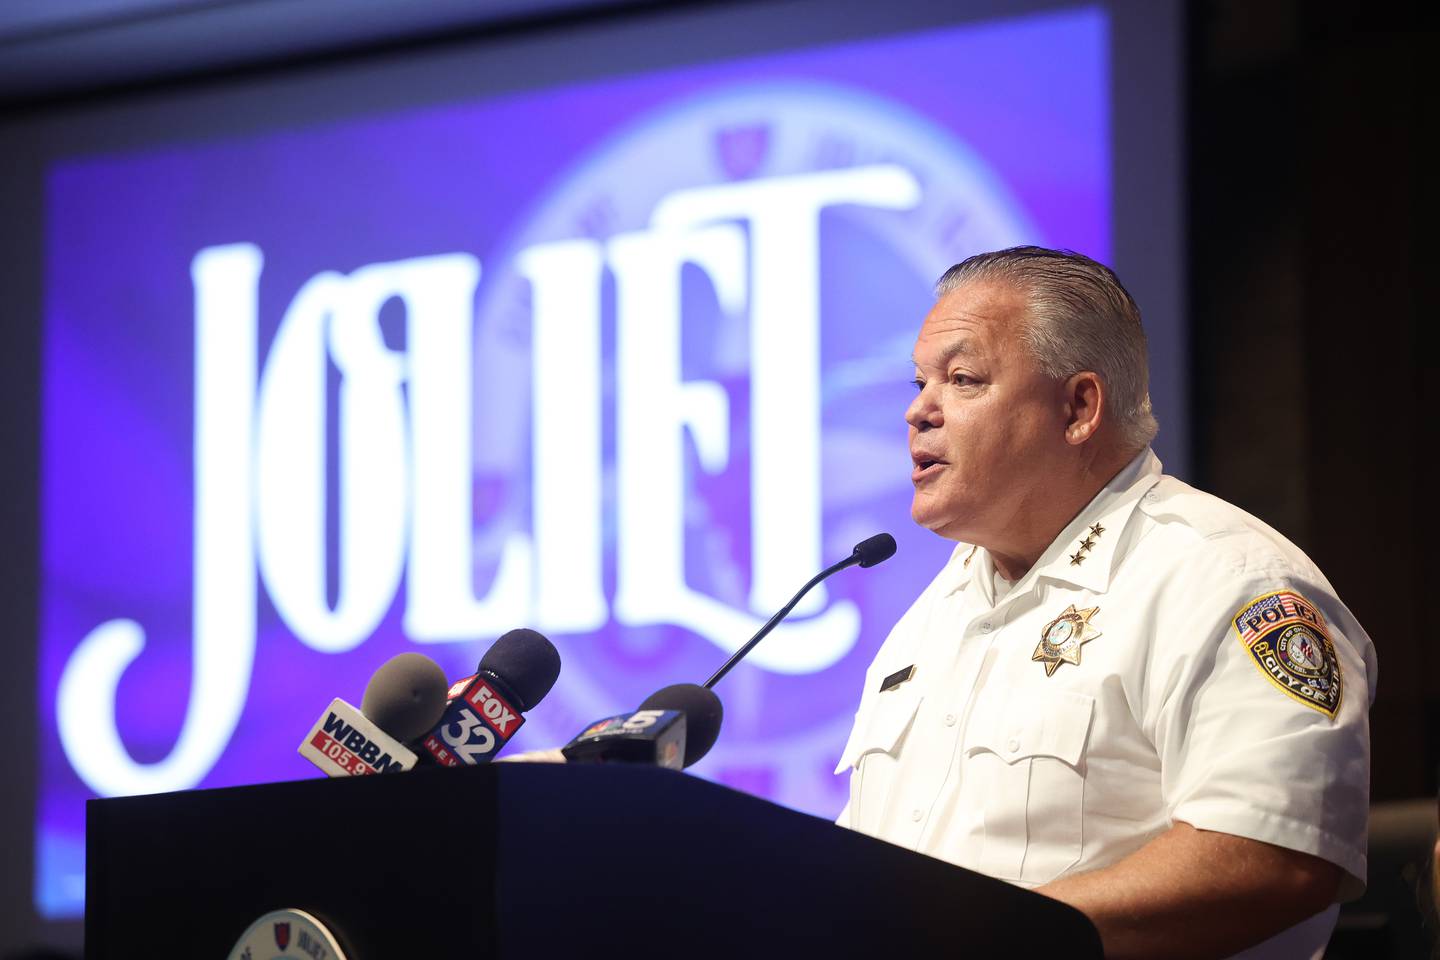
{"left": 1068, "top": 523, "right": 1106, "bottom": 567}
{"left": 1033, "top": 605, "right": 1102, "bottom": 676}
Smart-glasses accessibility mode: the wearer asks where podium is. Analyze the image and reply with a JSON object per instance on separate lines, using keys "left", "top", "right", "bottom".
{"left": 87, "top": 764, "right": 1102, "bottom": 957}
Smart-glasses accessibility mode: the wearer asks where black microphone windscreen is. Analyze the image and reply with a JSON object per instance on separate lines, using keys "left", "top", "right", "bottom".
{"left": 360, "top": 653, "right": 450, "bottom": 742}
{"left": 853, "top": 532, "right": 897, "bottom": 568}
{"left": 478, "top": 628, "right": 562, "bottom": 712}
{"left": 639, "top": 683, "right": 724, "bottom": 768}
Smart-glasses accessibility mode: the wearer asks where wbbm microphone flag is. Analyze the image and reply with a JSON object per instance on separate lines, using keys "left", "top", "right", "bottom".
{"left": 299, "top": 699, "right": 419, "bottom": 776}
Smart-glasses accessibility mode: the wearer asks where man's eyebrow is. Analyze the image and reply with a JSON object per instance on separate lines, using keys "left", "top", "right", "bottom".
{"left": 911, "top": 337, "right": 979, "bottom": 369}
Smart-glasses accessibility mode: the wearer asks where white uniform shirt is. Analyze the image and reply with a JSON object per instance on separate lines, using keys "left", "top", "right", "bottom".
{"left": 836, "top": 450, "right": 1376, "bottom": 959}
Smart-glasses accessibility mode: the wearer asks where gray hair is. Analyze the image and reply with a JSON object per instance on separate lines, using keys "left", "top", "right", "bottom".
{"left": 934, "top": 246, "right": 1159, "bottom": 452}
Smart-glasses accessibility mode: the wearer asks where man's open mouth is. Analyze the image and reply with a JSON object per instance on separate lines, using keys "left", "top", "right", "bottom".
{"left": 912, "top": 457, "right": 945, "bottom": 479}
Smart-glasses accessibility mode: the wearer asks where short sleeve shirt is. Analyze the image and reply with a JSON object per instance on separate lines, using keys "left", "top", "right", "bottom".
{"left": 835, "top": 450, "right": 1376, "bottom": 959}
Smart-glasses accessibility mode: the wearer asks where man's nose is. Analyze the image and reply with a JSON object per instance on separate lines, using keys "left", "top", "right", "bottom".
{"left": 905, "top": 387, "right": 941, "bottom": 432}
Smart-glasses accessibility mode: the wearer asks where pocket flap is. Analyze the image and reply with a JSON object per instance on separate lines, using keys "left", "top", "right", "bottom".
{"left": 967, "top": 689, "right": 1094, "bottom": 767}
{"left": 833, "top": 692, "right": 924, "bottom": 774}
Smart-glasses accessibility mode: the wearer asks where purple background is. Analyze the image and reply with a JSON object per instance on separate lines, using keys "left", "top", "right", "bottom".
{"left": 39, "top": 7, "right": 1110, "bottom": 917}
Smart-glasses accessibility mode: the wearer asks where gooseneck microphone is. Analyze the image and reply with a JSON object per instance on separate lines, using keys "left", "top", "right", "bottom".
{"left": 548, "top": 535, "right": 894, "bottom": 770}
{"left": 421, "top": 628, "right": 562, "bottom": 767}
{"left": 298, "top": 652, "right": 450, "bottom": 777}
{"left": 703, "top": 532, "right": 896, "bottom": 689}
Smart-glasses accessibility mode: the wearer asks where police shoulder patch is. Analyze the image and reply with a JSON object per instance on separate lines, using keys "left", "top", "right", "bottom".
{"left": 1231, "top": 589, "right": 1342, "bottom": 719}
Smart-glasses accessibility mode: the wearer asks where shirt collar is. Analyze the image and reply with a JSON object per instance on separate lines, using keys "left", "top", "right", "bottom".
{"left": 934, "top": 541, "right": 981, "bottom": 597}
{"left": 1024, "top": 447, "right": 1163, "bottom": 594}
{"left": 938, "top": 448, "right": 1163, "bottom": 599}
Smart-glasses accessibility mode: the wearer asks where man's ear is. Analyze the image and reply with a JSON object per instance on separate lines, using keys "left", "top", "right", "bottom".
{"left": 1063, "top": 371, "right": 1105, "bottom": 445}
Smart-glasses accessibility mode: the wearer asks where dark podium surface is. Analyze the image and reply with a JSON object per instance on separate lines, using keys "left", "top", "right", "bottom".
{"left": 87, "top": 763, "right": 1102, "bottom": 957}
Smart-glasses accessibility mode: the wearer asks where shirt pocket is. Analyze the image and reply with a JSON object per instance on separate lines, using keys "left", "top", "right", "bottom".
{"left": 834, "top": 689, "right": 924, "bottom": 837}
{"left": 963, "top": 689, "right": 1095, "bottom": 885}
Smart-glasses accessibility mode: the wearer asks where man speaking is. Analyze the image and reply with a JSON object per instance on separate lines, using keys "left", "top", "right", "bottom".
{"left": 835, "top": 247, "right": 1374, "bottom": 959}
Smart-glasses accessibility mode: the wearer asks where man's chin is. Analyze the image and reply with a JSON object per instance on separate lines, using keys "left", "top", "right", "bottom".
{"left": 911, "top": 503, "right": 968, "bottom": 541}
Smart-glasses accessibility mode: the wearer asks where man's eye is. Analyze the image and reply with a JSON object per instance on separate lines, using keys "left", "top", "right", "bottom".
{"left": 951, "top": 372, "right": 972, "bottom": 386}
{"left": 911, "top": 378, "right": 925, "bottom": 391}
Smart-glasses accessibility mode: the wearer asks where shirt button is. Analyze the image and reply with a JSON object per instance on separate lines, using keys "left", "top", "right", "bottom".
{"left": 944, "top": 713, "right": 957, "bottom": 726}
{"left": 910, "top": 808, "right": 923, "bottom": 822}
{"left": 980, "top": 621, "right": 993, "bottom": 633}
{"left": 1006, "top": 738, "right": 1020, "bottom": 753}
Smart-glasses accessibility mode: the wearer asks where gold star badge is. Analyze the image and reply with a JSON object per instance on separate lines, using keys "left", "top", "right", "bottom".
{"left": 1089, "top": 523, "right": 1105, "bottom": 538}
{"left": 1069, "top": 551, "right": 1086, "bottom": 566}
{"left": 1032, "top": 605, "right": 1102, "bottom": 676}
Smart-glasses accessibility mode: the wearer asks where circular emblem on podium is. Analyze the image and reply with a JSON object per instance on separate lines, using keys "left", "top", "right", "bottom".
{"left": 227, "top": 908, "right": 349, "bottom": 960}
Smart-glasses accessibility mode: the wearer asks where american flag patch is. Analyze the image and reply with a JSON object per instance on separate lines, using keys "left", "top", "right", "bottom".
{"left": 1232, "top": 590, "right": 1324, "bottom": 647}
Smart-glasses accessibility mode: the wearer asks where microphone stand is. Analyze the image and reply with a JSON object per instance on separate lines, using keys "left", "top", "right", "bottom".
{"left": 703, "top": 553, "right": 861, "bottom": 690}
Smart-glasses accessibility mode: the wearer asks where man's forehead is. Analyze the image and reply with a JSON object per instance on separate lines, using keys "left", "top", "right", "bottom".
{"left": 911, "top": 332, "right": 981, "bottom": 368}
{"left": 912, "top": 281, "right": 1023, "bottom": 364}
